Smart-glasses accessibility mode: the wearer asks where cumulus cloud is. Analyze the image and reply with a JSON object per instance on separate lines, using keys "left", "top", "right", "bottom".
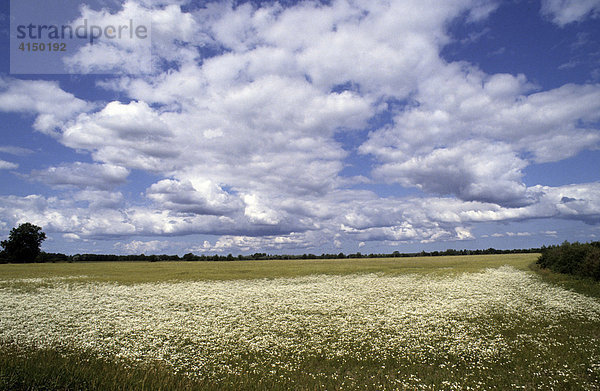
{"left": 63, "top": 1, "right": 153, "bottom": 74}
{"left": 146, "top": 179, "right": 241, "bottom": 215}
{"left": 0, "top": 78, "right": 90, "bottom": 133}
{"left": 360, "top": 63, "right": 600, "bottom": 206}
{"left": 62, "top": 233, "right": 81, "bottom": 241}
{"left": 195, "top": 233, "right": 315, "bottom": 253}
{"left": 72, "top": 190, "right": 125, "bottom": 209}
{"left": 371, "top": 141, "right": 530, "bottom": 206}
{"left": 0, "top": 181, "right": 599, "bottom": 249}
{"left": 61, "top": 100, "right": 176, "bottom": 171}
{"left": 115, "top": 239, "right": 170, "bottom": 254}
{"left": 0, "top": 194, "right": 134, "bottom": 238}
{"left": 63, "top": 0, "right": 210, "bottom": 74}
{"left": 96, "top": 73, "right": 372, "bottom": 198}
{"left": 31, "top": 163, "right": 129, "bottom": 190}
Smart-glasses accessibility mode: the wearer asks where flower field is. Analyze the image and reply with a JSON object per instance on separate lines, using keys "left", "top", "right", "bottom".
{"left": 1, "top": 257, "right": 599, "bottom": 390}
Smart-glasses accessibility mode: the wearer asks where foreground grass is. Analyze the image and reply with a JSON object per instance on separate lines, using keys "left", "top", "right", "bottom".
{"left": 0, "top": 253, "right": 536, "bottom": 284}
{"left": 2, "top": 320, "right": 598, "bottom": 391}
{"left": 1, "top": 254, "right": 599, "bottom": 390}
{"left": 0, "top": 345, "right": 203, "bottom": 391}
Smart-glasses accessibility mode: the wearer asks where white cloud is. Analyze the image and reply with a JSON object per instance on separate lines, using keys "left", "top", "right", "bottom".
{"left": 195, "top": 232, "right": 317, "bottom": 253}
{"left": 0, "top": 160, "right": 18, "bottom": 170}
{"left": 541, "top": 0, "right": 600, "bottom": 26}
{"left": 0, "top": 181, "right": 599, "bottom": 248}
{"left": 490, "top": 231, "right": 532, "bottom": 238}
{"left": 65, "top": 42, "right": 152, "bottom": 75}
{"left": 0, "top": 194, "right": 135, "bottom": 237}
{"left": 61, "top": 100, "right": 176, "bottom": 171}
{"left": 115, "top": 239, "right": 170, "bottom": 254}
{"left": 63, "top": 1, "right": 153, "bottom": 74}
{"left": 0, "top": 146, "right": 34, "bottom": 156}
{"left": 360, "top": 62, "right": 600, "bottom": 206}
{"left": 73, "top": 190, "right": 125, "bottom": 209}
{"left": 31, "top": 163, "right": 129, "bottom": 190}
{"left": 242, "top": 193, "right": 281, "bottom": 225}
{"left": 455, "top": 227, "right": 475, "bottom": 240}
{"left": 371, "top": 140, "right": 530, "bottom": 206}
{"left": 63, "top": 0, "right": 209, "bottom": 74}
{"left": 146, "top": 179, "right": 241, "bottom": 215}
{"left": 89, "top": 73, "right": 372, "bottom": 198}
{"left": 62, "top": 233, "right": 81, "bottom": 241}
{"left": 0, "top": 78, "right": 90, "bottom": 133}
{"left": 503, "top": 232, "right": 526, "bottom": 237}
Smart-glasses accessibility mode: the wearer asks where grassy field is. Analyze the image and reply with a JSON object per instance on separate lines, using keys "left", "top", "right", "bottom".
{"left": 1, "top": 254, "right": 599, "bottom": 390}
{"left": 0, "top": 253, "right": 536, "bottom": 283}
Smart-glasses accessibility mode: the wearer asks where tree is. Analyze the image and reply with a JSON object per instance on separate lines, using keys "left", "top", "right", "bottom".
{"left": 183, "top": 252, "right": 197, "bottom": 261}
{"left": 1, "top": 223, "right": 46, "bottom": 263}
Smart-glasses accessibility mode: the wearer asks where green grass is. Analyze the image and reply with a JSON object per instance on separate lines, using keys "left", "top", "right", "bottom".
{"left": 0, "top": 253, "right": 537, "bottom": 284}
{"left": 1, "top": 253, "right": 599, "bottom": 391}
{"left": 530, "top": 261, "right": 600, "bottom": 299}
{"left": 0, "top": 344, "right": 202, "bottom": 391}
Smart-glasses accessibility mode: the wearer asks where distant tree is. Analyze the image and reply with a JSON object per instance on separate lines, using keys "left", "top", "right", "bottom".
{"left": 35, "top": 252, "right": 69, "bottom": 263}
{"left": 183, "top": 253, "right": 197, "bottom": 261}
{"left": 1, "top": 223, "right": 46, "bottom": 263}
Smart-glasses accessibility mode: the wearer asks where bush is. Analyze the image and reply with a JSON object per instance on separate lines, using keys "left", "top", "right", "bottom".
{"left": 537, "top": 241, "right": 600, "bottom": 280}
{"left": 580, "top": 246, "right": 600, "bottom": 280}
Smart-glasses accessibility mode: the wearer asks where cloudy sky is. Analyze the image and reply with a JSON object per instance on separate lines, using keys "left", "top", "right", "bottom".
{"left": 0, "top": 0, "right": 599, "bottom": 255}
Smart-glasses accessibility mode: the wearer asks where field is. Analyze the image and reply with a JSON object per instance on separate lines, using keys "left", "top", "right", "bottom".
{"left": 1, "top": 254, "right": 599, "bottom": 390}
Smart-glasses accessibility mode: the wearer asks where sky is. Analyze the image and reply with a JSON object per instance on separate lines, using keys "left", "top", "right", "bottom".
{"left": 0, "top": 0, "right": 599, "bottom": 256}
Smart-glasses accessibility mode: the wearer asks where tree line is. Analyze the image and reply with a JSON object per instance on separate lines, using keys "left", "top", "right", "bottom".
{"left": 3, "top": 247, "right": 542, "bottom": 264}
{"left": 50, "top": 247, "right": 542, "bottom": 263}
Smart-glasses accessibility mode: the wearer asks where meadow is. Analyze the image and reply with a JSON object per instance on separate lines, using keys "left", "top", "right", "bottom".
{"left": 1, "top": 254, "right": 599, "bottom": 390}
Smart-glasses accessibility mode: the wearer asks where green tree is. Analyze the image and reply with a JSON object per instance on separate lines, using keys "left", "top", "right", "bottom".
{"left": 1, "top": 223, "right": 46, "bottom": 263}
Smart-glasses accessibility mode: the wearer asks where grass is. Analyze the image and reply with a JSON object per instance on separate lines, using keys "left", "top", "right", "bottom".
{"left": 0, "top": 344, "right": 202, "bottom": 391}
{"left": 530, "top": 262, "right": 600, "bottom": 299}
{"left": 1, "top": 253, "right": 599, "bottom": 390}
{"left": 0, "top": 253, "right": 537, "bottom": 284}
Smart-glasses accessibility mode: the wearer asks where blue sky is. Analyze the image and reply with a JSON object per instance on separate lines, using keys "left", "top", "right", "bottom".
{"left": 0, "top": 0, "right": 599, "bottom": 255}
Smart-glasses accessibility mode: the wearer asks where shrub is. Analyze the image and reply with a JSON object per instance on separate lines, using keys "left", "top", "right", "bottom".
{"left": 580, "top": 246, "right": 600, "bottom": 280}
{"left": 537, "top": 241, "right": 600, "bottom": 280}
